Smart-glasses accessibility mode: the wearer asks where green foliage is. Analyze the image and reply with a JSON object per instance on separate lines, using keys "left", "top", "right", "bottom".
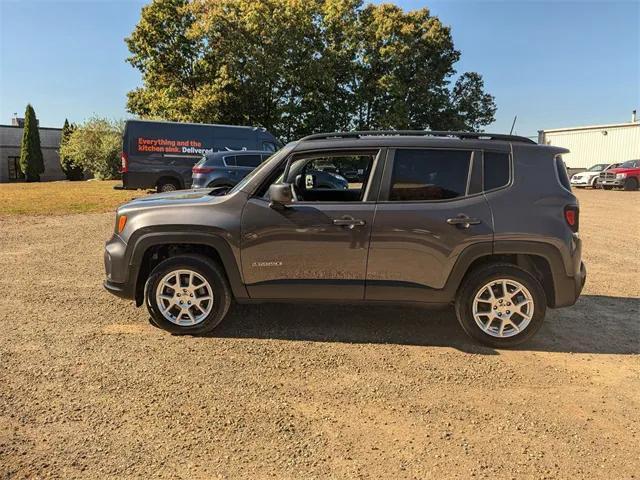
{"left": 19, "top": 104, "right": 44, "bottom": 182}
{"left": 59, "top": 117, "right": 124, "bottom": 180}
{"left": 126, "top": 0, "right": 496, "bottom": 141}
{"left": 59, "top": 119, "right": 84, "bottom": 181}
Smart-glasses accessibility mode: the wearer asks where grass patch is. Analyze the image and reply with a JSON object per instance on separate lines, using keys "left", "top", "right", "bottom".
{"left": 0, "top": 181, "right": 148, "bottom": 215}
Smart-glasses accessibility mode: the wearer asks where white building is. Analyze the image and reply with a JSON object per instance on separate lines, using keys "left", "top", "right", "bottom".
{"left": 538, "top": 113, "right": 640, "bottom": 170}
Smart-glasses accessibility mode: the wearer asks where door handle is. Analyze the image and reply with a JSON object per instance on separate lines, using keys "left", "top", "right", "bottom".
{"left": 333, "top": 218, "right": 366, "bottom": 227}
{"left": 446, "top": 215, "right": 481, "bottom": 228}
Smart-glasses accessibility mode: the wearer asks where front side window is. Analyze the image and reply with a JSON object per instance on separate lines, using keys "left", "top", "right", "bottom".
{"left": 619, "top": 159, "right": 640, "bottom": 169}
{"left": 483, "top": 151, "right": 510, "bottom": 191}
{"left": 588, "top": 163, "right": 607, "bottom": 172}
{"left": 284, "top": 153, "right": 376, "bottom": 202}
{"left": 389, "top": 149, "right": 471, "bottom": 201}
{"left": 236, "top": 154, "right": 262, "bottom": 168}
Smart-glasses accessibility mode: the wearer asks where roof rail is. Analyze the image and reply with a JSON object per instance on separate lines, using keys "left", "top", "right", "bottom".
{"left": 299, "top": 130, "right": 537, "bottom": 145}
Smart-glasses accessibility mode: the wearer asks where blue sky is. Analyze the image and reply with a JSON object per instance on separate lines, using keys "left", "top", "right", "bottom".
{"left": 1, "top": 0, "right": 638, "bottom": 137}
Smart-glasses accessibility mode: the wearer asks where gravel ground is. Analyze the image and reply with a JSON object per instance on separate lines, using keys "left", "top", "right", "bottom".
{"left": 1, "top": 189, "right": 638, "bottom": 479}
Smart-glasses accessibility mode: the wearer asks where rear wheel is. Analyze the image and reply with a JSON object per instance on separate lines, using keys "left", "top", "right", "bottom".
{"left": 157, "top": 179, "right": 180, "bottom": 193}
{"left": 145, "top": 254, "right": 231, "bottom": 335}
{"left": 455, "top": 264, "right": 547, "bottom": 348}
{"left": 623, "top": 177, "right": 639, "bottom": 191}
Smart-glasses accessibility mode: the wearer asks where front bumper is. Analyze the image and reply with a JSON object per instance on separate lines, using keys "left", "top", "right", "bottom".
{"left": 600, "top": 179, "right": 624, "bottom": 187}
{"left": 570, "top": 178, "right": 590, "bottom": 186}
{"left": 104, "top": 234, "right": 136, "bottom": 300}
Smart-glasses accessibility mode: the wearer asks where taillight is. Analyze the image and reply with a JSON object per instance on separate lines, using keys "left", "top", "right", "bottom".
{"left": 192, "top": 166, "right": 214, "bottom": 174}
{"left": 564, "top": 205, "right": 579, "bottom": 232}
{"left": 120, "top": 152, "right": 128, "bottom": 173}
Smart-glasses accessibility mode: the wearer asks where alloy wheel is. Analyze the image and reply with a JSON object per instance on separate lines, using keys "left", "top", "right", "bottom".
{"left": 472, "top": 279, "right": 534, "bottom": 338}
{"left": 155, "top": 269, "right": 214, "bottom": 326}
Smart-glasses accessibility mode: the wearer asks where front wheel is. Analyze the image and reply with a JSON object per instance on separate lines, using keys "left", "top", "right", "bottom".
{"left": 591, "top": 176, "right": 601, "bottom": 189}
{"left": 145, "top": 254, "right": 232, "bottom": 335}
{"left": 455, "top": 264, "right": 547, "bottom": 348}
{"left": 623, "top": 178, "right": 639, "bottom": 191}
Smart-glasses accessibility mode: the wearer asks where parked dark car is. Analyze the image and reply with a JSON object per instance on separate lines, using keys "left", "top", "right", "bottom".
{"left": 191, "top": 150, "right": 273, "bottom": 189}
{"left": 120, "top": 119, "right": 278, "bottom": 192}
{"left": 105, "top": 130, "right": 585, "bottom": 347}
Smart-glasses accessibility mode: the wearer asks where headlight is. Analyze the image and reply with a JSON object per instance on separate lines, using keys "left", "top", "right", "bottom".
{"left": 616, "top": 173, "right": 627, "bottom": 179}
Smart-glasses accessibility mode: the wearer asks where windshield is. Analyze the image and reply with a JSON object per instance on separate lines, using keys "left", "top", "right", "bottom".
{"left": 619, "top": 159, "right": 640, "bottom": 169}
{"left": 227, "top": 142, "right": 295, "bottom": 195}
{"left": 587, "top": 164, "right": 607, "bottom": 172}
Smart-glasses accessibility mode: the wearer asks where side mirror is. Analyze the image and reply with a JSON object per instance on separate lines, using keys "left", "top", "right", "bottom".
{"left": 268, "top": 183, "right": 293, "bottom": 208}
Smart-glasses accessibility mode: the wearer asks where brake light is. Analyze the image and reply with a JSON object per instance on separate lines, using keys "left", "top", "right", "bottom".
{"left": 192, "top": 166, "right": 214, "bottom": 174}
{"left": 120, "top": 152, "right": 128, "bottom": 173}
{"left": 564, "top": 205, "right": 579, "bottom": 232}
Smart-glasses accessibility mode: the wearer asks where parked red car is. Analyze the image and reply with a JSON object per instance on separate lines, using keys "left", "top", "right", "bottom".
{"left": 599, "top": 159, "right": 640, "bottom": 191}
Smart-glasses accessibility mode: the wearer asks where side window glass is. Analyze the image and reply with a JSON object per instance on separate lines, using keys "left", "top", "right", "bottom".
{"left": 390, "top": 149, "right": 471, "bottom": 201}
{"left": 262, "top": 142, "right": 276, "bottom": 152}
{"left": 284, "top": 153, "right": 375, "bottom": 202}
{"left": 555, "top": 156, "right": 571, "bottom": 190}
{"left": 483, "top": 152, "right": 510, "bottom": 191}
{"left": 223, "top": 156, "right": 236, "bottom": 166}
{"left": 236, "top": 155, "right": 262, "bottom": 168}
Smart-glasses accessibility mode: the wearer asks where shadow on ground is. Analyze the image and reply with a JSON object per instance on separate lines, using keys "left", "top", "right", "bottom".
{"left": 212, "top": 295, "right": 639, "bottom": 355}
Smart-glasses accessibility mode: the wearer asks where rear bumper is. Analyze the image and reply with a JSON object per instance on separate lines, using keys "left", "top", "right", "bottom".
{"left": 553, "top": 261, "right": 586, "bottom": 308}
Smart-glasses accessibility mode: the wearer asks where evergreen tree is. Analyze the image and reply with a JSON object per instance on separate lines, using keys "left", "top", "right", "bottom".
{"left": 59, "top": 119, "right": 84, "bottom": 180}
{"left": 19, "top": 104, "right": 44, "bottom": 182}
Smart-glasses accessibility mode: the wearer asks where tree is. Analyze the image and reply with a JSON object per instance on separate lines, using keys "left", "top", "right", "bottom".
{"left": 19, "top": 104, "right": 44, "bottom": 182}
{"left": 59, "top": 117, "right": 124, "bottom": 180}
{"left": 125, "top": 0, "right": 496, "bottom": 141}
{"left": 59, "top": 119, "right": 84, "bottom": 180}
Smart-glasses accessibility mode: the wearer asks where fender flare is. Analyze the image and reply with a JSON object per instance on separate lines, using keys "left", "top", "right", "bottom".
{"left": 127, "top": 228, "right": 249, "bottom": 302}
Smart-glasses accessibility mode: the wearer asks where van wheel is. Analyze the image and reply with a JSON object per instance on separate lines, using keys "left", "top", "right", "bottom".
{"left": 623, "top": 178, "right": 639, "bottom": 191}
{"left": 455, "top": 264, "right": 546, "bottom": 348}
{"left": 145, "top": 254, "right": 232, "bottom": 335}
{"left": 157, "top": 180, "right": 180, "bottom": 193}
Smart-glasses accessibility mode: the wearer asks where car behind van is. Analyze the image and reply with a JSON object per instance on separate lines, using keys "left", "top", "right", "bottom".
{"left": 120, "top": 119, "right": 279, "bottom": 192}
{"left": 191, "top": 150, "right": 273, "bottom": 189}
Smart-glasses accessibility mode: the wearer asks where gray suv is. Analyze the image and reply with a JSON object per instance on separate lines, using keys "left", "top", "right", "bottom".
{"left": 191, "top": 150, "right": 273, "bottom": 189}
{"left": 104, "top": 131, "right": 586, "bottom": 347}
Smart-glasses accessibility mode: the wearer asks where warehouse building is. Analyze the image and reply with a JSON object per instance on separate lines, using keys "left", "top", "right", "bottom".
{"left": 538, "top": 112, "right": 640, "bottom": 171}
{"left": 0, "top": 116, "right": 65, "bottom": 183}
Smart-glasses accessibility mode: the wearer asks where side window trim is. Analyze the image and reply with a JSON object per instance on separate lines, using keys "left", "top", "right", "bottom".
{"left": 377, "top": 147, "right": 476, "bottom": 203}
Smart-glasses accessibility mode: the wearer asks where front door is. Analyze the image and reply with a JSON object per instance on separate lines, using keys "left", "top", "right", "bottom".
{"left": 240, "top": 150, "right": 380, "bottom": 300}
{"left": 366, "top": 147, "right": 494, "bottom": 302}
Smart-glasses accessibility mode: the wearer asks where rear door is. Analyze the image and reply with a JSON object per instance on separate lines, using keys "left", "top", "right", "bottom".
{"left": 365, "top": 147, "right": 494, "bottom": 302}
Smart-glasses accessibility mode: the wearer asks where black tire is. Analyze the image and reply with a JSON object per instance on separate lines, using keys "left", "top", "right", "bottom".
{"left": 145, "top": 254, "right": 232, "bottom": 335}
{"left": 157, "top": 179, "right": 180, "bottom": 193}
{"left": 591, "top": 177, "right": 601, "bottom": 189}
{"left": 602, "top": 185, "right": 614, "bottom": 190}
{"left": 623, "top": 177, "right": 639, "bottom": 191}
{"left": 454, "top": 263, "right": 547, "bottom": 348}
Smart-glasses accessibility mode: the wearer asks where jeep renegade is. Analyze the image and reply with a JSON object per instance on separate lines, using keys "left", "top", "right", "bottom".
{"left": 104, "top": 131, "right": 586, "bottom": 347}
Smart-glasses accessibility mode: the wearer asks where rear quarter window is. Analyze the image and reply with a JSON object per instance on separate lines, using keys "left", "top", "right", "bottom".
{"left": 483, "top": 152, "right": 510, "bottom": 191}
{"left": 555, "top": 155, "right": 572, "bottom": 191}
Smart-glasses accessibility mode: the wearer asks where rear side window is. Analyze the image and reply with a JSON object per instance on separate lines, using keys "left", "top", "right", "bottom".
{"left": 483, "top": 152, "right": 510, "bottom": 191}
{"left": 555, "top": 155, "right": 571, "bottom": 190}
{"left": 223, "top": 156, "right": 236, "bottom": 166}
{"left": 236, "top": 154, "right": 262, "bottom": 167}
{"left": 390, "top": 149, "right": 471, "bottom": 201}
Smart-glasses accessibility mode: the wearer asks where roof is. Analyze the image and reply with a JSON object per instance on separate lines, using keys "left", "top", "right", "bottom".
{"left": 300, "top": 130, "right": 537, "bottom": 144}
{"left": 540, "top": 121, "right": 640, "bottom": 134}
{"left": 126, "top": 118, "right": 267, "bottom": 132}
{"left": 0, "top": 124, "right": 62, "bottom": 132}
